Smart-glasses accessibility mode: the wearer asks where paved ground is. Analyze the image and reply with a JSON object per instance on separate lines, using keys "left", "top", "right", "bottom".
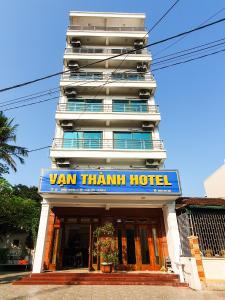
{"left": 1, "top": 272, "right": 225, "bottom": 300}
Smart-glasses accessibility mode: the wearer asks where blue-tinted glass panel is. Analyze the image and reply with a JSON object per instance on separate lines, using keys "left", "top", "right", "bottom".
{"left": 67, "top": 99, "right": 103, "bottom": 112}
{"left": 86, "top": 100, "right": 103, "bottom": 112}
{"left": 112, "top": 100, "right": 148, "bottom": 112}
{"left": 113, "top": 132, "right": 152, "bottom": 149}
{"left": 132, "top": 132, "right": 152, "bottom": 149}
{"left": 112, "top": 100, "right": 127, "bottom": 112}
{"left": 83, "top": 131, "right": 102, "bottom": 149}
{"left": 113, "top": 132, "right": 131, "bottom": 149}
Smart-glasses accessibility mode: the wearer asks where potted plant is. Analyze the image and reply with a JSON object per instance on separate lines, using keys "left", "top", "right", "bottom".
{"left": 93, "top": 223, "right": 118, "bottom": 273}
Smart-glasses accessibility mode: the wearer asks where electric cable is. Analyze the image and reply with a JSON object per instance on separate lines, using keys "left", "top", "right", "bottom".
{"left": 0, "top": 17, "right": 224, "bottom": 93}
{"left": 153, "top": 7, "right": 225, "bottom": 57}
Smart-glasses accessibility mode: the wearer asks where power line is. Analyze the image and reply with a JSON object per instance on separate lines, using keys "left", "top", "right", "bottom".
{"left": 28, "top": 146, "right": 51, "bottom": 153}
{"left": 4, "top": 45, "right": 224, "bottom": 113}
{"left": 2, "top": 42, "right": 225, "bottom": 112}
{"left": 0, "top": 69, "right": 132, "bottom": 108}
{"left": 152, "top": 39, "right": 225, "bottom": 66}
{"left": 0, "top": 0, "right": 180, "bottom": 106}
{"left": 153, "top": 37, "right": 225, "bottom": 61}
{"left": 151, "top": 47, "right": 225, "bottom": 71}
{"left": 147, "top": 0, "right": 181, "bottom": 34}
{"left": 2, "top": 37, "right": 224, "bottom": 110}
{"left": 0, "top": 17, "right": 224, "bottom": 93}
{"left": 23, "top": 47, "right": 225, "bottom": 154}
{"left": 153, "top": 7, "right": 225, "bottom": 57}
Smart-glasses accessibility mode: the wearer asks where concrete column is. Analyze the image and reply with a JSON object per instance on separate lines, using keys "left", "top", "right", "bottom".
{"left": 163, "top": 202, "right": 184, "bottom": 281}
{"left": 32, "top": 201, "right": 50, "bottom": 273}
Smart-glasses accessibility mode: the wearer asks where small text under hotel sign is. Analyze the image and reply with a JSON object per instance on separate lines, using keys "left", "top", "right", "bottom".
{"left": 39, "top": 169, "right": 181, "bottom": 195}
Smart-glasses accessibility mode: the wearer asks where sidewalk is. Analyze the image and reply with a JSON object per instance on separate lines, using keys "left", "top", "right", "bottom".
{"left": 1, "top": 271, "right": 225, "bottom": 300}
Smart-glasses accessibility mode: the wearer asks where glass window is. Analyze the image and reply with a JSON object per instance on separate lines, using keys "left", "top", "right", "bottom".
{"left": 140, "top": 228, "right": 150, "bottom": 264}
{"left": 126, "top": 228, "right": 136, "bottom": 264}
{"left": 63, "top": 131, "right": 102, "bottom": 149}
{"left": 112, "top": 100, "right": 147, "bottom": 112}
{"left": 152, "top": 227, "right": 160, "bottom": 265}
{"left": 117, "top": 229, "right": 123, "bottom": 264}
{"left": 67, "top": 99, "right": 103, "bottom": 112}
{"left": 113, "top": 132, "right": 152, "bottom": 149}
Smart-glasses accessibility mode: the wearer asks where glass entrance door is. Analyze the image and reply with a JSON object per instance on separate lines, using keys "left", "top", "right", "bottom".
{"left": 118, "top": 223, "right": 161, "bottom": 271}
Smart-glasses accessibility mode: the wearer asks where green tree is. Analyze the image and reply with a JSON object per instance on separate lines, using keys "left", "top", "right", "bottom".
{"left": 0, "top": 112, "right": 28, "bottom": 175}
{"left": 13, "top": 184, "right": 42, "bottom": 203}
{"left": 0, "top": 178, "right": 41, "bottom": 244}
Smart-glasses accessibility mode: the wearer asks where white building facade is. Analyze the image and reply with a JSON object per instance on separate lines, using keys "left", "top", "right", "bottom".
{"left": 33, "top": 12, "right": 183, "bottom": 280}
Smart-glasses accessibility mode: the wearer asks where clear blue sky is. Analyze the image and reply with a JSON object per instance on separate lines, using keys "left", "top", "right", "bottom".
{"left": 0, "top": 0, "right": 224, "bottom": 196}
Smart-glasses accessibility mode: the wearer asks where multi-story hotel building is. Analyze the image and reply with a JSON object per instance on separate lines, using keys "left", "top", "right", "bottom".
{"left": 33, "top": 11, "right": 183, "bottom": 279}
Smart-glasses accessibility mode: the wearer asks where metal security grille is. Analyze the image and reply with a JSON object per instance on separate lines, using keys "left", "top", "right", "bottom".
{"left": 191, "top": 209, "right": 225, "bottom": 256}
{"left": 177, "top": 212, "right": 192, "bottom": 257}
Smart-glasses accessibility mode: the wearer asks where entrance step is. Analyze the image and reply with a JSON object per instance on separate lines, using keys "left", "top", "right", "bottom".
{"left": 13, "top": 272, "right": 188, "bottom": 287}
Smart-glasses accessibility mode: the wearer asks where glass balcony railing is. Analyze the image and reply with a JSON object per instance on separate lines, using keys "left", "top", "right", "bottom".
{"left": 53, "top": 139, "right": 164, "bottom": 150}
{"left": 65, "top": 47, "right": 148, "bottom": 55}
{"left": 57, "top": 102, "right": 159, "bottom": 113}
{"left": 62, "top": 72, "right": 154, "bottom": 81}
{"left": 68, "top": 25, "right": 146, "bottom": 32}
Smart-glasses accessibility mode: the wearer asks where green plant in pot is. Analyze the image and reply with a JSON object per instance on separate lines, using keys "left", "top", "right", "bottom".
{"left": 93, "top": 223, "right": 118, "bottom": 273}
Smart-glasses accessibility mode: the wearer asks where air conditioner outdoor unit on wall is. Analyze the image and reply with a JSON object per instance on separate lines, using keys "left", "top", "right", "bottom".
{"left": 70, "top": 38, "right": 81, "bottom": 48}
{"left": 145, "top": 159, "right": 160, "bottom": 167}
{"left": 139, "top": 89, "right": 151, "bottom": 99}
{"left": 64, "top": 88, "right": 77, "bottom": 97}
{"left": 137, "top": 62, "right": 148, "bottom": 73}
{"left": 56, "top": 158, "right": 71, "bottom": 168}
{"left": 142, "top": 121, "right": 155, "bottom": 130}
{"left": 134, "top": 39, "right": 144, "bottom": 49}
{"left": 60, "top": 120, "right": 74, "bottom": 130}
{"left": 68, "top": 60, "right": 79, "bottom": 70}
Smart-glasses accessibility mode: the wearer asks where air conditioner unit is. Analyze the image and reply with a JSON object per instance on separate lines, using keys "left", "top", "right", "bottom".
{"left": 134, "top": 39, "right": 144, "bottom": 49}
{"left": 60, "top": 120, "right": 74, "bottom": 129}
{"left": 142, "top": 121, "right": 155, "bottom": 130}
{"left": 56, "top": 158, "right": 71, "bottom": 168}
{"left": 64, "top": 88, "right": 77, "bottom": 97}
{"left": 145, "top": 159, "right": 160, "bottom": 167}
{"left": 139, "top": 89, "right": 151, "bottom": 99}
{"left": 68, "top": 60, "right": 79, "bottom": 70}
{"left": 70, "top": 38, "right": 81, "bottom": 48}
{"left": 137, "top": 62, "right": 148, "bottom": 73}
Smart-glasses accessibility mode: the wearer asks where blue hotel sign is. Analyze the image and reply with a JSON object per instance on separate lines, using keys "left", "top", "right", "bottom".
{"left": 39, "top": 169, "right": 181, "bottom": 195}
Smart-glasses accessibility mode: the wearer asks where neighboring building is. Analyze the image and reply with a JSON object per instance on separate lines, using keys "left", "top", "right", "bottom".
{"left": 176, "top": 197, "right": 225, "bottom": 286}
{"left": 204, "top": 162, "right": 225, "bottom": 198}
{"left": 32, "top": 11, "right": 183, "bottom": 280}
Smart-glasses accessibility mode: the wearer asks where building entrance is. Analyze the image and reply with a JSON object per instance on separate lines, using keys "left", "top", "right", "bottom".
{"left": 117, "top": 222, "right": 161, "bottom": 271}
{"left": 63, "top": 224, "right": 89, "bottom": 269}
{"left": 48, "top": 208, "right": 167, "bottom": 272}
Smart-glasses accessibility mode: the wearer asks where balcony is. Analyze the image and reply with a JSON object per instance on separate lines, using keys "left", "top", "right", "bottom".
{"left": 55, "top": 102, "right": 160, "bottom": 124}
{"left": 60, "top": 71, "right": 156, "bottom": 94}
{"left": 68, "top": 25, "right": 146, "bottom": 32}
{"left": 61, "top": 72, "right": 154, "bottom": 82}
{"left": 50, "top": 138, "right": 166, "bottom": 161}
{"left": 65, "top": 47, "right": 148, "bottom": 55}
{"left": 50, "top": 138, "right": 165, "bottom": 161}
{"left": 57, "top": 102, "right": 159, "bottom": 113}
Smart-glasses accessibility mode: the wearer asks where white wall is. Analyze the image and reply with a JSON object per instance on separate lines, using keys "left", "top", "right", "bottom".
{"left": 180, "top": 257, "right": 202, "bottom": 290}
{"left": 202, "top": 258, "right": 225, "bottom": 281}
{"left": 204, "top": 164, "right": 225, "bottom": 198}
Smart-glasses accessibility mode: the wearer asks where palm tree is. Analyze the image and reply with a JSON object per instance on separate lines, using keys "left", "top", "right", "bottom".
{"left": 0, "top": 112, "right": 28, "bottom": 173}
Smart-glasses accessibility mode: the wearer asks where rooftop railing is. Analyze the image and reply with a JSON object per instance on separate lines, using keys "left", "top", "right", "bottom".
{"left": 61, "top": 72, "right": 155, "bottom": 81}
{"left": 57, "top": 103, "right": 159, "bottom": 113}
{"left": 68, "top": 25, "right": 146, "bottom": 32}
{"left": 52, "top": 138, "right": 164, "bottom": 151}
{"left": 65, "top": 47, "right": 148, "bottom": 55}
